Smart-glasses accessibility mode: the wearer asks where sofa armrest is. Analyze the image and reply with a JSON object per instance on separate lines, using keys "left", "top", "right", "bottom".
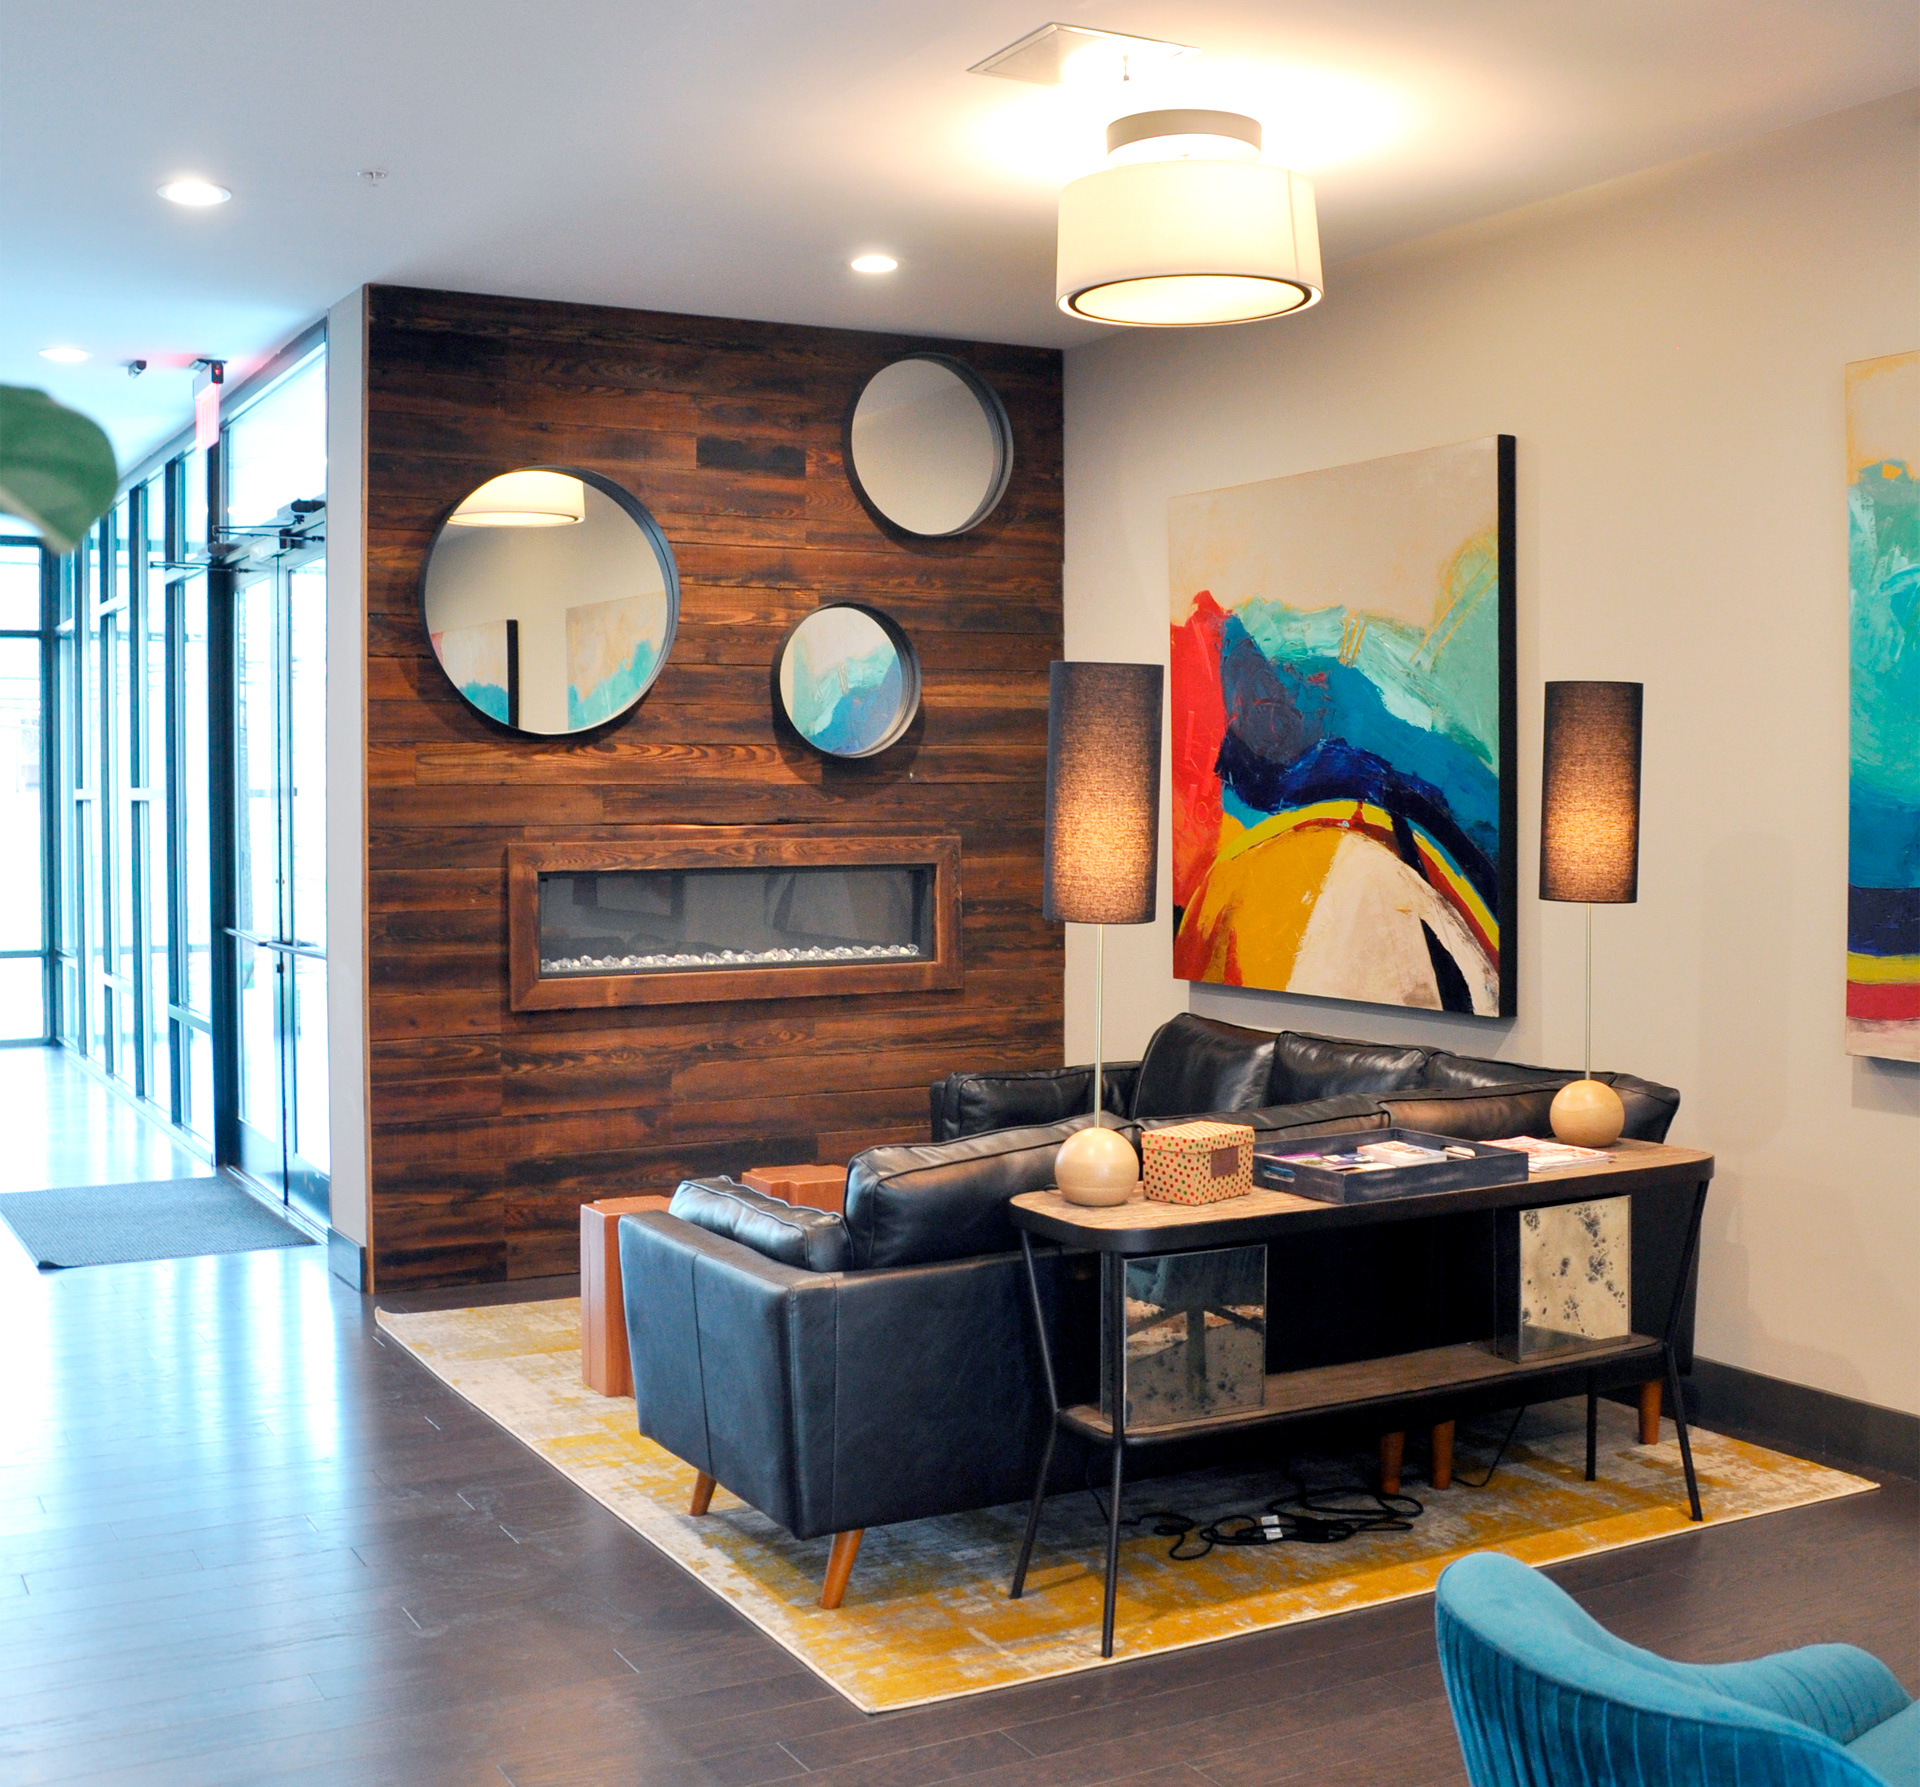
{"left": 930, "top": 1063, "right": 1139, "bottom": 1141}
{"left": 619, "top": 1212, "right": 832, "bottom": 1537}
{"left": 620, "top": 1212, "right": 1062, "bottom": 1541}
{"left": 1602, "top": 1071, "right": 1682, "bottom": 1142}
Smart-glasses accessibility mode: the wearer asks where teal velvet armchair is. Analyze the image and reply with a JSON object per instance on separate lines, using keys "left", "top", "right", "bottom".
{"left": 1435, "top": 1551, "right": 1918, "bottom": 1787}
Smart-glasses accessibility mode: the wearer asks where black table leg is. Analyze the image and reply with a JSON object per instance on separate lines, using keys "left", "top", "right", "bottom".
{"left": 1667, "top": 1346, "right": 1703, "bottom": 1521}
{"left": 1010, "top": 1233, "right": 1061, "bottom": 1600}
{"left": 1585, "top": 1373, "right": 1598, "bottom": 1481}
{"left": 1100, "top": 1252, "right": 1127, "bottom": 1659}
{"left": 1660, "top": 1180, "right": 1709, "bottom": 1522}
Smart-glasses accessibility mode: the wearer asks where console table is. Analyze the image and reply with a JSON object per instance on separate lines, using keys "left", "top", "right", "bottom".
{"left": 1006, "top": 1139, "right": 1714, "bottom": 1656}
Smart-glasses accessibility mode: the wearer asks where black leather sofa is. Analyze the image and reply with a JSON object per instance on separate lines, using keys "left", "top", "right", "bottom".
{"left": 930, "top": 1012, "right": 1681, "bottom": 1148}
{"left": 620, "top": 1014, "right": 1685, "bottom": 1607}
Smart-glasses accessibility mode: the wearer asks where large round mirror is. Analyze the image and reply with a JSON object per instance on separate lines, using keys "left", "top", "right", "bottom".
{"left": 846, "top": 354, "right": 1013, "bottom": 538}
{"left": 421, "top": 468, "right": 679, "bottom": 735}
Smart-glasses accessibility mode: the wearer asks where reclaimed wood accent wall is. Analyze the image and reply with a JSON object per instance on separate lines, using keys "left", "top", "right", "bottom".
{"left": 363, "top": 285, "right": 1064, "bottom": 1288}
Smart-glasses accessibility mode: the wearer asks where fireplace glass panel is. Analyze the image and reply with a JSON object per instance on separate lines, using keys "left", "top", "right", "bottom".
{"left": 538, "top": 863, "right": 934, "bottom": 977}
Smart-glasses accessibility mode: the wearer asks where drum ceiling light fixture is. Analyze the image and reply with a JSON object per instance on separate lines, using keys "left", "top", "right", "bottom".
{"left": 1056, "top": 109, "right": 1323, "bottom": 328}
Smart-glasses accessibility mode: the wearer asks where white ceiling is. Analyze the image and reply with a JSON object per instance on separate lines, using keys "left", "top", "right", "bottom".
{"left": 6, "top": 0, "right": 1916, "bottom": 466}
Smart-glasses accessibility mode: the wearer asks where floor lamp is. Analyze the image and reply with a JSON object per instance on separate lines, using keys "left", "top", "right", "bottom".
{"left": 1043, "top": 660, "right": 1163, "bottom": 1205}
{"left": 1539, "top": 681, "right": 1643, "bottom": 1147}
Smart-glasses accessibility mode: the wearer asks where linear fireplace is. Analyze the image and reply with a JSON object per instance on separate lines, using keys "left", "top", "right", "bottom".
{"left": 507, "top": 830, "right": 962, "bottom": 1009}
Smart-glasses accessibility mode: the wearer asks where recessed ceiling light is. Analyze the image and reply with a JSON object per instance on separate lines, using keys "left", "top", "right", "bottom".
{"left": 158, "top": 178, "right": 232, "bottom": 207}
{"left": 851, "top": 254, "right": 898, "bottom": 275}
{"left": 39, "top": 346, "right": 89, "bottom": 364}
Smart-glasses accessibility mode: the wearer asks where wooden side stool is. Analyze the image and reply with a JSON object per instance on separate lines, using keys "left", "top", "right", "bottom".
{"left": 741, "top": 1164, "right": 846, "bottom": 1212}
{"left": 580, "top": 1195, "right": 672, "bottom": 1397}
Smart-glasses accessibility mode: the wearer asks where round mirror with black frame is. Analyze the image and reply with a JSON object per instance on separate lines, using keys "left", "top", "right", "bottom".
{"left": 774, "top": 603, "right": 922, "bottom": 759}
{"left": 420, "top": 466, "right": 679, "bottom": 735}
{"left": 844, "top": 354, "right": 1013, "bottom": 539}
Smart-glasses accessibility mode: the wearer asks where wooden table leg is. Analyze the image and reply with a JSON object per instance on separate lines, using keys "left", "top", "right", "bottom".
{"left": 1380, "top": 1431, "right": 1405, "bottom": 1497}
{"left": 1430, "top": 1421, "right": 1454, "bottom": 1490}
{"left": 1639, "top": 1379, "right": 1662, "bottom": 1445}
{"left": 820, "top": 1529, "right": 864, "bottom": 1609}
{"left": 689, "top": 1471, "right": 716, "bottom": 1517}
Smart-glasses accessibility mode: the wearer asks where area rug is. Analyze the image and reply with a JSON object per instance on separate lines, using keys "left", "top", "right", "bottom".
{"left": 377, "top": 1298, "right": 1875, "bottom": 1714}
{"left": 0, "top": 1174, "right": 316, "bottom": 1268}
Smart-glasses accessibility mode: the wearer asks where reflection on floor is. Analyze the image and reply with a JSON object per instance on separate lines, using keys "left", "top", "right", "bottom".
{"left": 0, "top": 1045, "right": 209, "bottom": 1198}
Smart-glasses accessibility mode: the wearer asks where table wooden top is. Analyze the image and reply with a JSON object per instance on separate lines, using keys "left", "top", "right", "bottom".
{"left": 1009, "top": 1138, "right": 1713, "bottom": 1253}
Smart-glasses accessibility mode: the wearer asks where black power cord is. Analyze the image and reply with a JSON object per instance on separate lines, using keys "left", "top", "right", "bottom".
{"left": 1089, "top": 1474, "right": 1423, "bottom": 1561}
{"left": 1083, "top": 1406, "right": 1536, "bottom": 1564}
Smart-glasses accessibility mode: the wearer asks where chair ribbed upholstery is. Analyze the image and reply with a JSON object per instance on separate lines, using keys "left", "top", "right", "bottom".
{"left": 1435, "top": 1552, "right": 1915, "bottom": 1787}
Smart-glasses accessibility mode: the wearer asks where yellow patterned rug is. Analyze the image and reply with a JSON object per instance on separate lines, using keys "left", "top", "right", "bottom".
{"left": 377, "top": 1298, "right": 1873, "bottom": 1713}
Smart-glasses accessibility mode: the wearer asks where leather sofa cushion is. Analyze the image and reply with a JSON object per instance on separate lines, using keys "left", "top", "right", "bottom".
{"left": 1270, "top": 1031, "right": 1432, "bottom": 1104}
{"left": 1423, "top": 1051, "right": 1572, "bottom": 1091}
{"left": 844, "top": 1117, "right": 1137, "bottom": 1270}
{"left": 933, "top": 1063, "right": 1135, "bottom": 1143}
{"left": 1131, "top": 1014, "right": 1277, "bottom": 1120}
{"left": 667, "top": 1177, "right": 851, "bottom": 1273}
{"left": 1378, "top": 1087, "right": 1561, "bottom": 1141}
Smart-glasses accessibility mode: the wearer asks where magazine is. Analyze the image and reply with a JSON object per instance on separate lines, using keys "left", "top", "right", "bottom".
{"left": 1486, "top": 1135, "right": 1612, "bottom": 1173}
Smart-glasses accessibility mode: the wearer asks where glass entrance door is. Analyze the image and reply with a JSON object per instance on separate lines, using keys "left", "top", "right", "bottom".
{"left": 230, "top": 532, "right": 328, "bottom": 1224}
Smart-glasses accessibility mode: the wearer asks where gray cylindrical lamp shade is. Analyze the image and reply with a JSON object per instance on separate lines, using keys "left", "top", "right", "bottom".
{"left": 1044, "top": 661, "right": 1164, "bottom": 925}
{"left": 1540, "top": 681, "right": 1643, "bottom": 903}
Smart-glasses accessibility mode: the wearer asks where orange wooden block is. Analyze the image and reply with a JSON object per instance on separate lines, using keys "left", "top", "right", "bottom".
{"left": 580, "top": 1195, "right": 672, "bottom": 1397}
{"left": 741, "top": 1164, "right": 846, "bottom": 1213}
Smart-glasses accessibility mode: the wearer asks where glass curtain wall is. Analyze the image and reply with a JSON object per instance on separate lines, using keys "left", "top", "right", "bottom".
{"left": 47, "top": 335, "right": 327, "bottom": 1215}
{"left": 0, "top": 541, "right": 49, "bottom": 1040}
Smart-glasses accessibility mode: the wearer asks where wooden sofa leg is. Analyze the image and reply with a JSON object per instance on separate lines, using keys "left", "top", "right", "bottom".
{"left": 820, "top": 1530, "right": 864, "bottom": 1609}
{"left": 1639, "top": 1381, "right": 1663, "bottom": 1446}
{"left": 689, "top": 1471, "right": 717, "bottom": 1516}
{"left": 1430, "top": 1421, "right": 1455, "bottom": 1491}
{"left": 1380, "top": 1431, "right": 1405, "bottom": 1497}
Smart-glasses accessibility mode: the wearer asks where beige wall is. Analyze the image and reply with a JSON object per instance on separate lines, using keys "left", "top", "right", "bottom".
{"left": 1062, "top": 93, "right": 1920, "bottom": 1416}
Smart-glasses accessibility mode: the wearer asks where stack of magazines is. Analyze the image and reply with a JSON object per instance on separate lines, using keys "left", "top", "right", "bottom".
{"left": 1484, "top": 1136, "right": 1613, "bottom": 1173}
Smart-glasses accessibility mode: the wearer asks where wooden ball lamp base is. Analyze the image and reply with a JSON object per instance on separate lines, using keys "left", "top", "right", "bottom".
{"left": 1550, "top": 1077, "right": 1626, "bottom": 1147}
{"left": 1056, "top": 1123, "right": 1140, "bottom": 1207}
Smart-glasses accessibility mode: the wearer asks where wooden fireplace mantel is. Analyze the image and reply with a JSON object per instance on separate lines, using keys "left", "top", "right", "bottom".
{"left": 506, "top": 828, "right": 963, "bottom": 1011}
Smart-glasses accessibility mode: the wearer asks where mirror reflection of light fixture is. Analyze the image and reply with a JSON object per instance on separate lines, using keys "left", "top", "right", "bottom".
{"left": 447, "top": 469, "right": 587, "bottom": 528}
{"left": 1057, "top": 110, "right": 1322, "bottom": 328}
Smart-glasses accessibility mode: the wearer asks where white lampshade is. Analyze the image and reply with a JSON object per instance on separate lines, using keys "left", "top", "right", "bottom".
{"left": 1057, "top": 157, "right": 1322, "bottom": 327}
{"left": 447, "top": 469, "right": 586, "bottom": 528}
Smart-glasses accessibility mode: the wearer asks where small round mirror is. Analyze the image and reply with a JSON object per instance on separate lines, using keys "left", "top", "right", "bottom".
{"left": 776, "top": 605, "right": 921, "bottom": 758}
{"left": 421, "top": 468, "right": 678, "bottom": 735}
{"left": 846, "top": 355, "right": 1013, "bottom": 538}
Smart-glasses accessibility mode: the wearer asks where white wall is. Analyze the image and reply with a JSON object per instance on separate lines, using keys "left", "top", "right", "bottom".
{"left": 324, "top": 288, "right": 370, "bottom": 1266}
{"left": 1063, "top": 93, "right": 1920, "bottom": 1416}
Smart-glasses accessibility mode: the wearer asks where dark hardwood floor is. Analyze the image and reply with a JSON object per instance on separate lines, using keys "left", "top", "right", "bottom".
{"left": 1, "top": 1182, "right": 1914, "bottom": 1783}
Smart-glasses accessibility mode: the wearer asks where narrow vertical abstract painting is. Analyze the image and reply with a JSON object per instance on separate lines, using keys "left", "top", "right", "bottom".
{"left": 1170, "top": 438, "right": 1516, "bottom": 1017}
{"left": 1847, "top": 351, "right": 1920, "bottom": 1062}
{"left": 431, "top": 619, "right": 517, "bottom": 727}
{"left": 567, "top": 593, "right": 668, "bottom": 731}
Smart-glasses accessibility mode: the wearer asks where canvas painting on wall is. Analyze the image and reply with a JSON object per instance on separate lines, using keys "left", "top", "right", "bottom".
{"left": 430, "top": 619, "right": 517, "bottom": 727}
{"left": 1169, "top": 438, "right": 1516, "bottom": 1017}
{"left": 566, "top": 593, "right": 668, "bottom": 731}
{"left": 1846, "top": 350, "right": 1919, "bottom": 1062}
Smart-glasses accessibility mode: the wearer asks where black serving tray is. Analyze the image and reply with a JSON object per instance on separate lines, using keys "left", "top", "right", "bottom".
{"left": 1252, "top": 1127, "right": 1531, "bottom": 1204}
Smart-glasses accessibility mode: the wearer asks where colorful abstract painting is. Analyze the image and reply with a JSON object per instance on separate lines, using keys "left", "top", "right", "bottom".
{"left": 1847, "top": 351, "right": 1920, "bottom": 1062}
{"left": 778, "top": 604, "right": 920, "bottom": 758}
{"left": 1170, "top": 438, "right": 1515, "bottom": 1017}
{"left": 430, "top": 619, "right": 516, "bottom": 727}
{"left": 567, "top": 593, "right": 668, "bottom": 731}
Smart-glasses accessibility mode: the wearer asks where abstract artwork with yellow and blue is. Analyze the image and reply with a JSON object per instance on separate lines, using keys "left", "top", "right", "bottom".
{"left": 1847, "top": 352, "right": 1920, "bottom": 1062}
{"left": 1170, "top": 439, "right": 1516, "bottom": 1017}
